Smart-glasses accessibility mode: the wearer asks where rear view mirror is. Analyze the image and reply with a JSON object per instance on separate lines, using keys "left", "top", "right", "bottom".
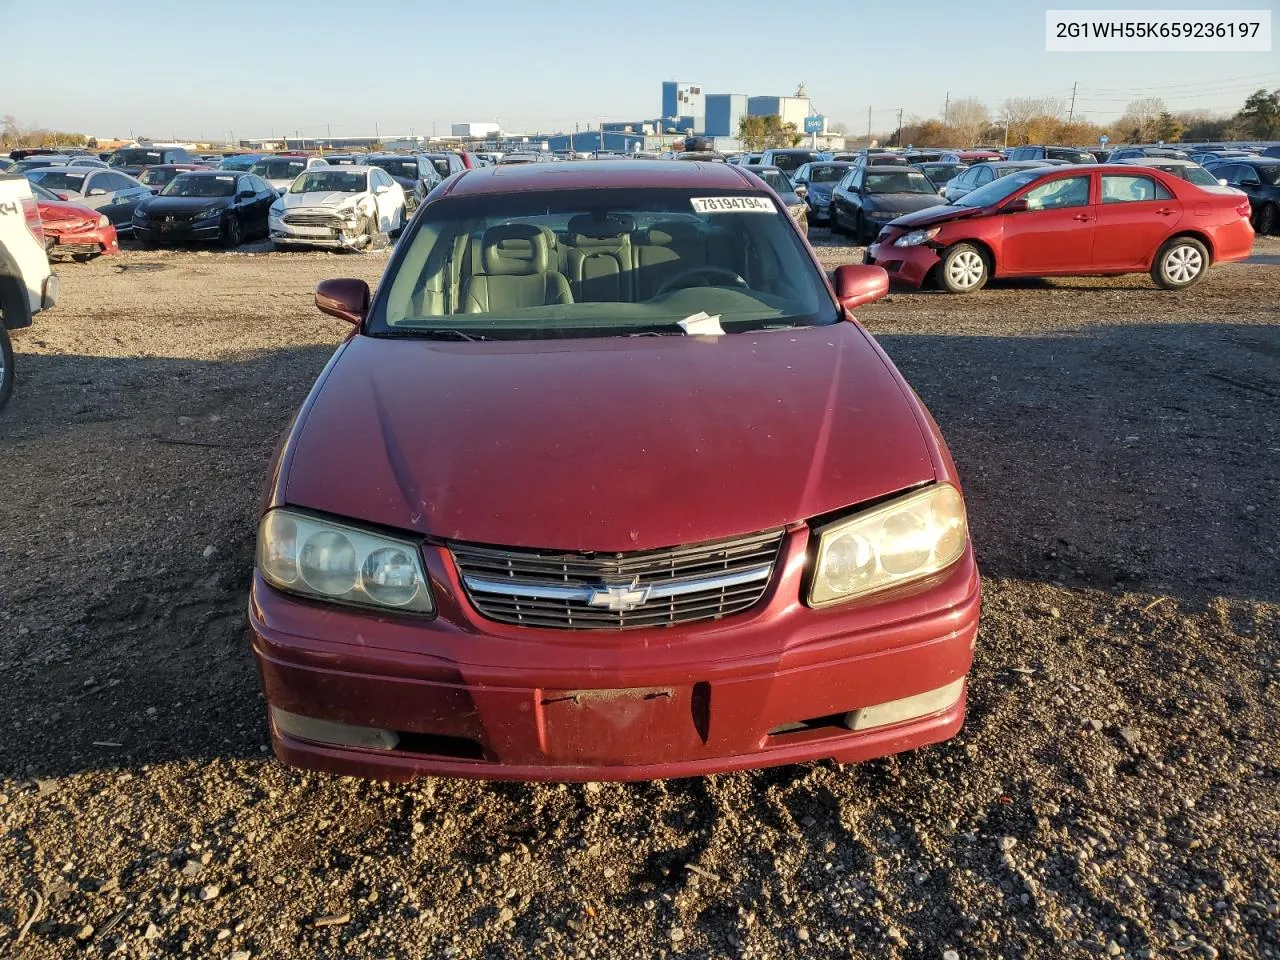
{"left": 315, "top": 278, "right": 370, "bottom": 326}
{"left": 832, "top": 264, "right": 889, "bottom": 313}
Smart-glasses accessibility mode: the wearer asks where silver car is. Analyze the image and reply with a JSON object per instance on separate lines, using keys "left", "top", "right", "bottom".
{"left": 25, "top": 167, "right": 151, "bottom": 233}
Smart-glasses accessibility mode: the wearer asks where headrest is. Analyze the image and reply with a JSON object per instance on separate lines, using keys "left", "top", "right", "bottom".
{"left": 482, "top": 223, "right": 549, "bottom": 275}
{"left": 567, "top": 213, "right": 635, "bottom": 240}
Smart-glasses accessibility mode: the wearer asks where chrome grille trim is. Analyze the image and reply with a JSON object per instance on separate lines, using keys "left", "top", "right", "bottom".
{"left": 282, "top": 212, "right": 345, "bottom": 227}
{"left": 451, "top": 530, "right": 784, "bottom": 630}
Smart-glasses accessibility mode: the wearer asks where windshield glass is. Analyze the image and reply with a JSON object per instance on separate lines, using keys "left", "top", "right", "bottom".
{"left": 251, "top": 159, "right": 307, "bottom": 180}
{"left": 28, "top": 170, "right": 87, "bottom": 192}
{"left": 160, "top": 175, "right": 236, "bottom": 197}
{"left": 920, "top": 163, "right": 964, "bottom": 182}
{"left": 110, "top": 149, "right": 163, "bottom": 167}
{"left": 218, "top": 155, "right": 259, "bottom": 170}
{"left": 291, "top": 170, "right": 367, "bottom": 193}
{"left": 954, "top": 169, "right": 1044, "bottom": 207}
{"left": 373, "top": 188, "right": 834, "bottom": 339}
{"left": 1176, "top": 165, "right": 1219, "bottom": 186}
{"left": 138, "top": 167, "right": 181, "bottom": 186}
{"left": 864, "top": 171, "right": 936, "bottom": 194}
{"left": 769, "top": 152, "right": 819, "bottom": 172}
{"left": 758, "top": 170, "right": 794, "bottom": 194}
{"left": 370, "top": 158, "right": 418, "bottom": 179}
{"left": 808, "top": 164, "right": 849, "bottom": 183}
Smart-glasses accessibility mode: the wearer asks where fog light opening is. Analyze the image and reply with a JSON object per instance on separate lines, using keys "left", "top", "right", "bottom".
{"left": 271, "top": 707, "right": 400, "bottom": 751}
{"left": 843, "top": 678, "right": 965, "bottom": 732}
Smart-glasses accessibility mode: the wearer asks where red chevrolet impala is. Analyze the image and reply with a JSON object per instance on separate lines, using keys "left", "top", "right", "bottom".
{"left": 251, "top": 161, "right": 980, "bottom": 782}
{"left": 866, "top": 164, "right": 1254, "bottom": 293}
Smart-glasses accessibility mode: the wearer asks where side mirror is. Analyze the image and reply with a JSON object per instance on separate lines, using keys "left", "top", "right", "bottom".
{"left": 374, "top": 185, "right": 389, "bottom": 194}
{"left": 88, "top": 187, "right": 107, "bottom": 197}
{"left": 315, "top": 278, "right": 370, "bottom": 326}
{"left": 237, "top": 190, "right": 255, "bottom": 200}
{"left": 832, "top": 264, "right": 889, "bottom": 314}
{"left": 794, "top": 184, "right": 808, "bottom": 199}
{"left": 1003, "top": 198, "right": 1029, "bottom": 213}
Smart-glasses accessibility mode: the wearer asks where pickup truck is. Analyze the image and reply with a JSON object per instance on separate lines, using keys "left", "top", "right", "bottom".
{"left": 0, "top": 172, "right": 58, "bottom": 410}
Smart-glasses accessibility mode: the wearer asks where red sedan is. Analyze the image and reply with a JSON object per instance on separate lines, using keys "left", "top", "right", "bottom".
{"left": 867, "top": 164, "right": 1254, "bottom": 293}
{"left": 30, "top": 183, "right": 119, "bottom": 260}
{"left": 250, "top": 161, "right": 980, "bottom": 782}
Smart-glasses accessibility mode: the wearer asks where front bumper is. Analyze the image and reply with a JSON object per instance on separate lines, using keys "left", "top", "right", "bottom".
{"left": 134, "top": 218, "right": 223, "bottom": 244}
{"left": 47, "top": 223, "right": 119, "bottom": 258}
{"left": 269, "top": 214, "right": 369, "bottom": 249}
{"left": 250, "top": 528, "right": 981, "bottom": 782}
{"left": 866, "top": 237, "right": 941, "bottom": 288}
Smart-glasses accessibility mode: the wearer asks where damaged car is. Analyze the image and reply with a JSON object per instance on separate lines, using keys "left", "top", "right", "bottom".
{"left": 30, "top": 183, "right": 119, "bottom": 261}
{"left": 366, "top": 154, "right": 443, "bottom": 213}
{"left": 250, "top": 160, "right": 980, "bottom": 782}
{"left": 268, "top": 166, "right": 406, "bottom": 250}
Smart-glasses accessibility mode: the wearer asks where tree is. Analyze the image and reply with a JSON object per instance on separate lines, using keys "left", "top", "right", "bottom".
{"left": 827, "top": 121, "right": 848, "bottom": 135}
{"left": 1114, "top": 97, "right": 1166, "bottom": 142}
{"left": 899, "top": 118, "right": 951, "bottom": 148}
{"left": 1153, "top": 112, "right": 1185, "bottom": 142}
{"left": 1001, "top": 96, "right": 1066, "bottom": 145}
{"left": 947, "top": 98, "right": 990, "bottom": 147}
{"left": 1177, "top": 110, "right": 1232, "bottom": 141}
{"left": 738, "top": 115, "right": 802, "bottom": 151}
{"left": 1235, "top": 88, "right": 1280, "bottom": 138}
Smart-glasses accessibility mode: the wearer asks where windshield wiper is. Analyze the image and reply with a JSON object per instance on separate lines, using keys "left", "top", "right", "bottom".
{"left": 387, "top": 328, "right": 492, "bottom": 342}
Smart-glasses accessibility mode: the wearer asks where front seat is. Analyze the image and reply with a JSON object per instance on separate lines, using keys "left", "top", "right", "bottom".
{"left": 461, "top": 223, "right": 573, "bottom": 313}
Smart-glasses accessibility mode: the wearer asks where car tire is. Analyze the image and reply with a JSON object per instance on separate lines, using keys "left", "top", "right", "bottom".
{"left": 1151, "top": 236, "right": 1209, "bottom": 290}
{"left": 937, "top": 243, "right": 989, "bottom": 294}
{"left": 854, "top": 212, "right": 869, "bottom": 245}
{"left": 223, "top": 214, "right": 242, "bottom": 250}
{"left": 829, "top": 204, "right": 845, "bottom": 235}
{"left": 0, "top": 324, "right": 12, "bottom": 413}
{"left": 1256, "top": 203, "right": 1278, "bottom": 236}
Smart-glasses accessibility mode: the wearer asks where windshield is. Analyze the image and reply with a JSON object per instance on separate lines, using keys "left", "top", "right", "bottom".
{"left": 954, "top": 169, "right": 1044, "bottom": 207}
{"left": 920, "top": 163, "right": 964, "bottom": 182}
{"left": 218, "top": 155, "right": 259, "bottom": 170}
{"left": 864, "top": 171, "right": 936, "bottom": 195}
{"left": 160, "top": 175, "right": 236, "bottom": 197}
{"left": 291, "top": 170, "right": 367, "bottom": 193}
{"left": 768, "top": 152, "right": 819, "bottom": 172}
{"left": 28, "top": 170, "right": 87, "bottom": 192}
{"left": 758, "top": 170, "right": 794, "bottom": 194}
{"left": 373, "top": 188, "right": 834, "bottom": 339}
{"left": 110, "top": 149, "right": 162, "bottom": 167}
{"left": 370, "top": 158, "right": 418, "bottom": 179}
{"left": 138, "top": 167, "right": 181, "bottom": 186}
{"left": 251, "top": 159, "right": 306, "bottom": 180}
{"left": 1176, "top": 165, "right": 1220, "bottom": 186}
{"left": 807, "top": 164, "right": 849, "bottom": 183}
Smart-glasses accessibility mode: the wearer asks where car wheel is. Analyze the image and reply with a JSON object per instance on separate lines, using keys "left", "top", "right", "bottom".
{"left": 1151, "top": 236, "right": 1208, "bottom": 290}
{"left": 1257, "top": 203, "right": 1278, "bottom": 236}
{"left": 0, "top": 324, "right": 13, "bottom": 413}
{"left": 854, "top": 212, "right": 869, "bottom": 245}
{"left": 829, "top": 203, "right": 845, "bottom": 235}
{"left": 937, "top": 243, "right": 989, "bottom": 294}
{"left": 222, "top": 214, "right": 242, "bottom": 250}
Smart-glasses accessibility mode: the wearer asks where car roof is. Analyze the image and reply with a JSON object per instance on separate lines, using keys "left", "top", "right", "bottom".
{"left": 1117, "top": 157, "right": 1195, "bottom": 167}
{"left": 442, "top": 159, "right": 762, "bottom": 197}
{"left": 174, "top": 169, "right": 243, "bottom": 177}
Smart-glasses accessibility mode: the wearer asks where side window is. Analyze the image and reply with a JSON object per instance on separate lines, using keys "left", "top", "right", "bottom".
{"left": 1024, "top": 175, "right": 1091, "bottom": 210}
{"left": 849, "top": 170, "right": 864, "bottom": 190}
{"left": 1101, "top": 175, "right": 1162, "bottom": 203}
{"left": 93, "top": 173, "right": 120, "bottom": 192}
{"left": 1217, "top": 164, "right": 1241, "bottom": 183}
{"left": 973, "top": 166, "right": 994, "bottom": 185}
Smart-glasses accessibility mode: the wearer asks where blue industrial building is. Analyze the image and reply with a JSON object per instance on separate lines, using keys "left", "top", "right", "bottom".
{"left": 705, "top": 94, "right": 748, "bottom": 138}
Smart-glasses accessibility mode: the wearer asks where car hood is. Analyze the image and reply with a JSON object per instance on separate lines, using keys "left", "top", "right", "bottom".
{"left": 864, "top": 194, "right": 947, "bottom": 215}
{"left": 283, "top": 325, "right": 935, "bottom": 551}
{"left": 141, "top": 195, "right": 232, "bottom": 214}
{"left": 806, "top": 182, "right": 837, "bottom": 200}
{"left": 37, "top": 199, "right": 98, "bottom": 224}
{"left": 884, "top": 204, "right": 989, "bottom": 229}
{"left": 279, "top": 190, "right": 369, "bottom": 209}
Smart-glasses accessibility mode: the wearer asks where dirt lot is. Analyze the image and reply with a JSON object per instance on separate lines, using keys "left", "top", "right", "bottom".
{"left": 1, "top": 234, "right": 1278, "bottom": 960}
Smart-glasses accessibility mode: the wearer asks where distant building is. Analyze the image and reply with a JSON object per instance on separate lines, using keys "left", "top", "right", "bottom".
{"left": 705, "top": 94, "right": 748, "bottom": 138}
{"left": 451, "top": 122, "right": 500, "bottom": 138}
{"left": 661, "top": 81, "right": 706, "bottom": 132}
{"left": 747, "top": 96, "right": 814, "bottom": 131}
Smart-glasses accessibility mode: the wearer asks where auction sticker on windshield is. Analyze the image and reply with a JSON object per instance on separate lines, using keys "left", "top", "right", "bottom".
{"left": 691, "top": 196, "right": 775, "bottom": 213}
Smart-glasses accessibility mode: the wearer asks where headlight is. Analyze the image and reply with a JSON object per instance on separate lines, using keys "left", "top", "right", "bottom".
{"left": 808, "top": 484, "right": 967, "bottom": 607}
{"left": 269, "top": 203, "right": 285, "bottom": 217}
{"left": 256, "top": 509, "right": 435, "bottom": 614}
{"left": 194, "top": 206, "right": 222, "bottom": 220}
{"left": 894, "top": 227, "right": 941, "bottom": 247}
{"left": 866, "top": 208, "right": 900, "bottom": 221}
{"left": 98, "top": 214, "right": 110, "bottom": 227}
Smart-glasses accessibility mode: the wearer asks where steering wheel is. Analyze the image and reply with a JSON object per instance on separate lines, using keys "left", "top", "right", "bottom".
{"left": 655, "top": 266, "right": 748, "bottom": 297}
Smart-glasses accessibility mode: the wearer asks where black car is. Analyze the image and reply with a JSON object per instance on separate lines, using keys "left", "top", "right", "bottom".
{"left": 791, "top": 161, "right": 855, "bottom": 224}
{"left": 132, "top": 171, "right": 275, "bottom": 248}
{"left": 829, "top": 165, "right": 946, "bottom": 243}
{"left": 365, "top": 154, "right": 442, "bottom": 211}
{"left": 107, "top": 146, "right": 196, "bottom": 177}
{"left": 1204, "top": 157, "right": 1280, "bottom": 234}
{"left": 913, "top": 161, "right": 968, "bottom": 189}
{"left": 851, "top": 152, "right": 911, "bottom": 168}
{"left": 1005, "top": 145, "right": 1097, "bottom": 163}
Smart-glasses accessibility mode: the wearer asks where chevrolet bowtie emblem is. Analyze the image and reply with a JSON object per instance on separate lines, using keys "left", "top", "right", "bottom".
{"left": 586, "top": 578, "right": 651, "bottom": 612}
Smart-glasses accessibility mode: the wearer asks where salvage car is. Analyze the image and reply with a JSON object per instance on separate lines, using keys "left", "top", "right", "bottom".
{"left": 137, "top": 163, "right": 209, "bottom": 193}
{"left": 751, "top": 165, "right": 807, "bottom": 226}
{"left": 366, "top": 155, "right": 443, "bottom": 212}
{"left": 1113, "top": 158, "right": 1230, "bottom": 188}
{"left": 940, "top": 160, "right": 1052, "bottom": 202}
{"left": 107, "top": 145, "right": 196, "bottom": 177}
{"left": 249, "top": 160, "right": 980, "bottom": 782}
{"left": 217, "top": 153, "right": 264, "bottom": 171}
{"left": 268, "top": 166, "right": 406, "bottom": 250}
{"left": 791, "top": 161, "right": 854, "bottom": 224}
{"left": 1005, "top": 145, "right": 1096, "bottom": 163}
{"left": 1203, "top": 157, "right": 1280, "bottom": 235}
{"left": 30, "top": 183, "right": 119, "bottom": 260}
{"left": 866, "top": 164, "right": 1254, "bottom": 293}
{"left": 250, "top": 155, "right": 329, "bottom": 194}
{"left": 25, "top": 167, "right": 151, "bottom": 233}
{"left": 830, "top": 166, "right": 946, "bottom": 243}
{"left": 757, "top": 148, "right": 823, "bottom": 173}
{"left": 913, "top": 161, "right": 968, "bottom": 190}
{"left": 133, "top": 171, "right": 275, "bottom": 248}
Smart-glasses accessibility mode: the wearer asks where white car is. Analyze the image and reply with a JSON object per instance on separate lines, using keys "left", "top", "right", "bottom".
{"left": 1, "top": 172, "right": 57, "bottom": 409}
{"left": 249, "top": 155, "right": 329, "bottom": 195}
{"left": 268, "top": 166, "right": 406, "bottom": 250}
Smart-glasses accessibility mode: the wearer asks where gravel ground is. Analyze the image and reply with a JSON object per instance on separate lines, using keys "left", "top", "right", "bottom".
{"left": 1, "top": 233, "right": 1277, "bottom": 960}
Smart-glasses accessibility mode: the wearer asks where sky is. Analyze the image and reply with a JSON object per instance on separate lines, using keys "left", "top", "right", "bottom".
{"left": 1, "top": 0, "right": 1277, "bottom": 141}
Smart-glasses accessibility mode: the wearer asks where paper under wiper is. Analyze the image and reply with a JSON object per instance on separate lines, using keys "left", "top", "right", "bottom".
{"left": 677, "top": 312, "right": 724, "bottom": 336}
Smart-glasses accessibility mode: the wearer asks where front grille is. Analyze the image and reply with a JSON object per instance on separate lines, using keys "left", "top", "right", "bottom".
{"left": 283, "top": 212, "right": 344, "bottom": 227}
{"left": 452, "top": 530, "right": 785, "bottom": 630}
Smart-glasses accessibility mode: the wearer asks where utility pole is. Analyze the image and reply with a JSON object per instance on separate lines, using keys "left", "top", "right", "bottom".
{"left": 944, "top": 92, "right": 950, "bottom": 125}
{"left": 1003, "top": 113, "right": 1010, "bottom": 148}
{"left": 896, "top": 107, "right": 904, "bottom": 146}
{"left": 1067, "top": 81, "right": 1078, "bottom": 124}
{"left": 866, "top": 105, "right": 872, "bottom": 143}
